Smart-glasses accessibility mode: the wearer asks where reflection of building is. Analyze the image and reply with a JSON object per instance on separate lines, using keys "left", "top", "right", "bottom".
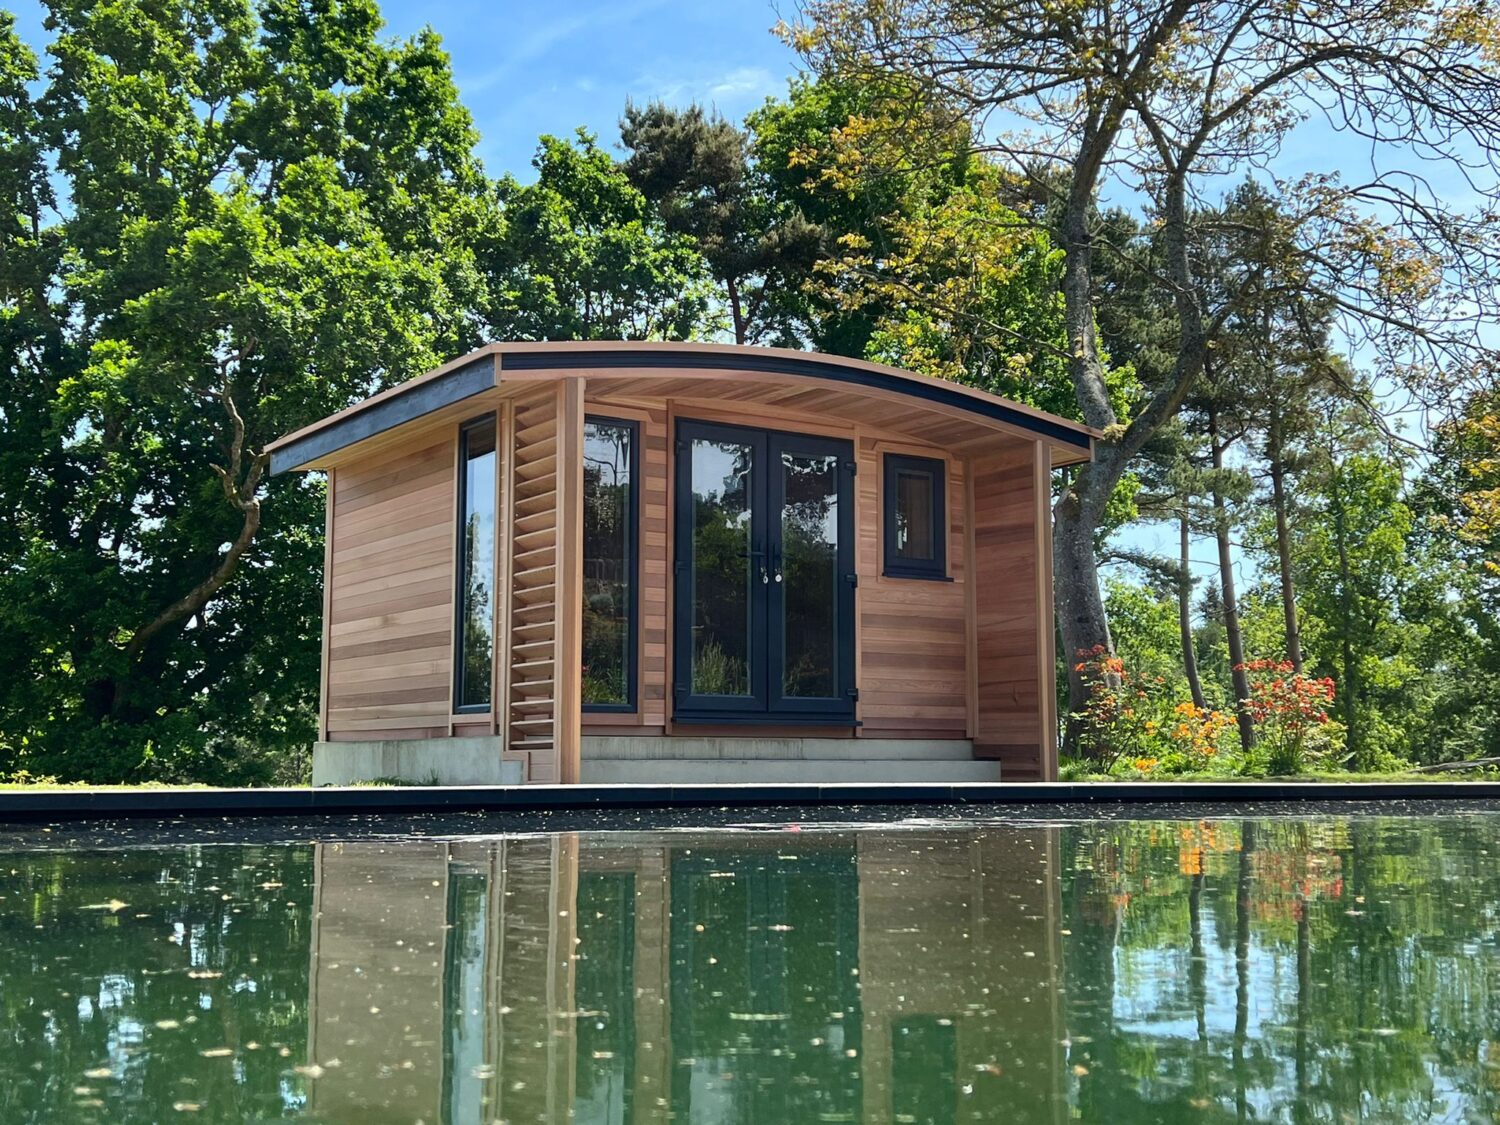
{"left": 306, "top": 830, "right": 1068, "bottom": 1123}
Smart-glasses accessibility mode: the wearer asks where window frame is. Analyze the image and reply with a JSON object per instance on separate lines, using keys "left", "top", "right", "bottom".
{"left": 453, "top": 413, "right": 498, "bottom": 714}
{"left": 882, "top": 452, "right": 949, "bottom": 581}
{"left": 581, "top": 414, "right": 641, "bottom": 714}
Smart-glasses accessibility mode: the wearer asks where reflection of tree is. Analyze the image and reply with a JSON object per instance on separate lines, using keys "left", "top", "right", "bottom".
{"left": 583, "top": 423, "right": 632, "bottom": 704}
{"left": 0, "top": 847, "right": 315, "bottom": 1119}
{"left": 780, "top": 453, "right": 837, "bottom": 698}
{"left": 1062, "top": 816, "right": 1500, "bottom": 1122}
{"left": 690, "top": 443, "right": 752, "bottom": 695}
{"left": 460, "top": 449, "right": 495, "bottom": 705}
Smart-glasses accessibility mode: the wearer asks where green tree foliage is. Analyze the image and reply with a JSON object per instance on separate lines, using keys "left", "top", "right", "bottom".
{"left": 484, "top": 129, "right": 716, "bottom": 342}
{"left": 746, "top": 77, "right": 1115, "bottom": 421}
{"left": 790, "top": 0, "right": 1500, "bottom": 742}
{"left": 0, "top": 0, "right": 492, "bottom": 782}
{"left": 1292, "top": 415, "right": 1443, "bottom": 770}
{"left": 620, "top": 101, "right": 822, "bottom": 346}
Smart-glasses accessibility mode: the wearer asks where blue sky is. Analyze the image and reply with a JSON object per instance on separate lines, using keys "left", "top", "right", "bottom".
{"left": 9, "top": 0, "right": 802, "bottom": 178}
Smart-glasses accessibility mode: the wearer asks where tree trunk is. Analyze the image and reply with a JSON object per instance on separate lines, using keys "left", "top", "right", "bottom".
{"left": 1267, "top": 403, "right": 1304, "bottom": 672}
{"left": 1179, "top": 500, "right": 1207, "bottom": 710}
{"left": 1331, "top": 460, "right": 1361, "bottom": 767}
{"left": 1053, "top": 137, "right": 1209, "bottom": 755}
{"left": 725, "top": 274, "right": 747, "bottom": 345}
{"left": 1209, "top": 406, "right": 1255, "bottom": 752}
{"left": 1054, "top": 459, "right": 1118, "bottom": 752}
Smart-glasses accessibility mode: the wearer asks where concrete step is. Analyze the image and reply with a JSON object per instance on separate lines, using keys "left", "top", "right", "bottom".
{"left": 578, "top": 759, "right": 1002, "bottom": 784}
{"left": 581, "top": 735, "right": 976, "bottom": 762}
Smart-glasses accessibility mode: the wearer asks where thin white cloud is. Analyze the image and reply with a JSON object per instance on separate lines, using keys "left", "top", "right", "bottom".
{"left": 632, "top": 64, "right": 782, "bottom": 113}
{"left": 457, "top": 0, "right": 673, "bottom": 95}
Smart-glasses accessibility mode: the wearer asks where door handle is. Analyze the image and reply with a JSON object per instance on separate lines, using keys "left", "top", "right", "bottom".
{"left": 748, "top": 547, "right": 769, "bottom": 585}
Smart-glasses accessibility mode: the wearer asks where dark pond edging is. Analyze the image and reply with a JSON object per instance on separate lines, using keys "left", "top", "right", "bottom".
{"left": 0, "top": 779, "right": 1495, "bottom": 822}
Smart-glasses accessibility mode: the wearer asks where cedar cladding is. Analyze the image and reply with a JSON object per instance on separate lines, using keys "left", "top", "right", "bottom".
{"left": 324, "top": 436, "right": 456, "bottom": 740}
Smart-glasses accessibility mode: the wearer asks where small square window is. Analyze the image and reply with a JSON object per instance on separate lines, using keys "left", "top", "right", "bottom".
{"left": 883, "top": 454, "right": 947, "bottom": 580}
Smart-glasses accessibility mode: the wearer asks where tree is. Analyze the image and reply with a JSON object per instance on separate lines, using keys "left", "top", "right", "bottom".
{"left": 790, "top": 0, "right": 1500, "bottom": 748}
{"left": 0, "top": 0, "right": 492, "bottom": 781}
{"left": 1292, "top": 410, "right": 1414, "bottom": 769}
{"left": 620, "top": 101, "right": 822, "bottom": 346}
{"left": 483, "top": 129, "right": 717, "bottom": 343}
{"left": 749, "top": 76, "right": 1134, "bottom": 420}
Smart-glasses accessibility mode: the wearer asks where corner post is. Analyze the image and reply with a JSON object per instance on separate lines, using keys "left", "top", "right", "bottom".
{"left": 1033, "top": 441, "right": 1058, "bottom": 780}
{"left": 554, "top": 377, "right": 586, "bottom": 783}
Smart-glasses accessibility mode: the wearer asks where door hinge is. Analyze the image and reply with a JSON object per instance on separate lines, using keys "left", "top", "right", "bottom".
{"left": 846, "top": 687, "right": 860, "bottom": 701}
{"left": 675, "top": 559, "right": 688, "bottom": 574}
{"left": 843, "top": 459, "right": 858, "bottom": 475}
{"left": 844, "top": 572, "right": 858, "bottom": 588}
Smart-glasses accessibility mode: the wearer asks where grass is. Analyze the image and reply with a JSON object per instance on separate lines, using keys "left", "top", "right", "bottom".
{"left": 1059, "top": 763, "right": 1500, "bottom": 783}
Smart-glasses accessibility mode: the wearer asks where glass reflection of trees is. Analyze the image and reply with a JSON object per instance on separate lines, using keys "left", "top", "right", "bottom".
{"left": 457, "top": 419, "right": 497, "bottom": 709}
{"left": 689, "top": 440, "right": 753, "bottom": 696}
{"left": 779, "top": 452, "right": 838, "bottom": 698}
{"left": 583, "top": 421, "right": 635, "bottom": 707}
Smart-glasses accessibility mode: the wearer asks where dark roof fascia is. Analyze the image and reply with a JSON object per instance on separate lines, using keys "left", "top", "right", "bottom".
{"left": 504, "top": 347, "right": 1094, "bottom": 451}
{"left": 269, "top": 354, "right": 497, "bottom": 475}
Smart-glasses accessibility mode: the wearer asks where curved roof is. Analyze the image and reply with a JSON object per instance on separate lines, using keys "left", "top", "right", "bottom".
{"left": 267, "top": 341, "right": 1098, "bottom": 475}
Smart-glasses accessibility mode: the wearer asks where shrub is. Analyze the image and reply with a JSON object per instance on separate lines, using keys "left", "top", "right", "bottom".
{"left": 1238, "top": 660, "right": 1337, "bottom": 775}
{"left": 1072, "top": 647, "right": 1238, "bottom": 776}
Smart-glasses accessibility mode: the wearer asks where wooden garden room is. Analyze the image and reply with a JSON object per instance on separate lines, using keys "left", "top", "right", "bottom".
{"left": 266, "top": 341, "right": 1096, "bottom": 786}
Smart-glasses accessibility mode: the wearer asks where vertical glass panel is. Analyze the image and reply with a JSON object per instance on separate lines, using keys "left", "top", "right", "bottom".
{"left": 457, "top": 420, "right": 496, "bottom": 709}
{"left": 582, "top": 420, "right": 634, "bottom": 707}
{"left": 781, "top": 451, "right": 838, "bottom": 698}
{"left": 895, "top": 468, "right": 936, "bottom": 561}
{"left": 690, "top": 438, "right": 753, "bottom": 697}
{"left": 440, "top": 866, "right": 489, "bottom": 1124}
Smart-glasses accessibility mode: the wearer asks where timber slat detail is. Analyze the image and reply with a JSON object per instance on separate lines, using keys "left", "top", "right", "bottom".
{"left": 503, "top": 387, "right": 566, "bottom": 782}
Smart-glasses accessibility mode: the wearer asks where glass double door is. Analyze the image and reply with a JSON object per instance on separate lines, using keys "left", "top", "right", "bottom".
{"left": 673, "top": 420, "right": 855, "bottom": 723}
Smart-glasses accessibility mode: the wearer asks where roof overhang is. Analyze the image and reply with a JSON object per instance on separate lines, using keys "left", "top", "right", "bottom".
{"left": 267, "top": 342, "right": 1098, "bottom": 475}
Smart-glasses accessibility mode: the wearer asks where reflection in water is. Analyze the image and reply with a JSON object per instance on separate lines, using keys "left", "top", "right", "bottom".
{"left": 2, "top": 817, "right": 1500, "bottom": 1122}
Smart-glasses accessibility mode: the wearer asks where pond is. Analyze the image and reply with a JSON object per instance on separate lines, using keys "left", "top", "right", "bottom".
{"left": 1, "top": 809, "right": 1497, "bottom": 1122}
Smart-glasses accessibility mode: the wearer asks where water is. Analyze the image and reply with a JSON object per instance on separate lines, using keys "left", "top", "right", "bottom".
{"left": 2, "top": 811, "right": 1498, "bottom": 1123}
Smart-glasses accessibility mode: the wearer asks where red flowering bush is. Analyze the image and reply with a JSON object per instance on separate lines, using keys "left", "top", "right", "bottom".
{"left": 1238, "top": 660, "right": 1337, "bottom": 775}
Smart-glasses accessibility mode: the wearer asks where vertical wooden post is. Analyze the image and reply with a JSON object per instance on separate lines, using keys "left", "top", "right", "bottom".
{"left": 1032, "top": 440, "right": 1058, "bottom": 780}
{"left": 318, "top": 469, "right": 336, "bottom": 742}
{"left": 963, "top": 460, "right": 979, "bottom": 741}
{"left": 554, "top": 377, "right": 586, "bottom": 783}
{"left": 493, "top": 400, "right": 513, "bottom": 739}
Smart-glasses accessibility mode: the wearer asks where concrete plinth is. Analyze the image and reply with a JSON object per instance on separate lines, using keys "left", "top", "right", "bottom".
{"left": 579, "top": 734, "right": 1001, "bottom": 784}
{"left": 312, "top": 737, "right": 522, "bottom": 787}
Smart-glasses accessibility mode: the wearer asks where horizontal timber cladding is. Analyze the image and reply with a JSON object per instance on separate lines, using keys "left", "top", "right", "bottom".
{"left": 971, "top": 440, "right": 1056, "bottom": 780}
{"left": 324, "top": 434, "right": 457, "bottom": 741}
{"left": 856, "top": 436, "right": 971, "bottom": 739}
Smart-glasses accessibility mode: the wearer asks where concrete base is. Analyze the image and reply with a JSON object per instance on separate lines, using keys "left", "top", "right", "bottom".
{"left": 313, "top": 737, "right": 522, "bottom": 787}
{"left": 580, "top": 734, "right": 1001, "bottom": 784}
